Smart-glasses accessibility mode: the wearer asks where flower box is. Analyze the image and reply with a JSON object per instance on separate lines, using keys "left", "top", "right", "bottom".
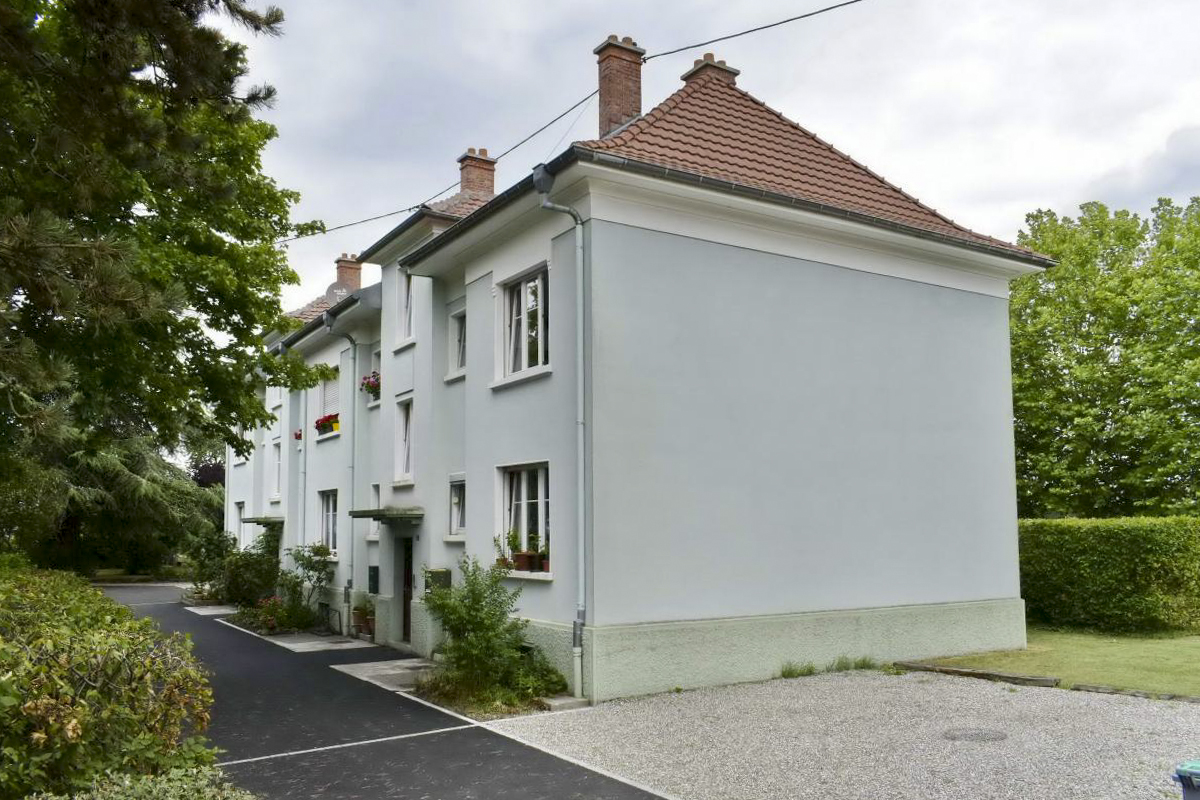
{"left": 314, "top": 413, "right": 340, "bottom": 435}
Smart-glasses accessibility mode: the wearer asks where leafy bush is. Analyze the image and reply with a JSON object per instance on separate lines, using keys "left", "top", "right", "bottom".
{"left": 0, "top": 563, "right": 213, "bottom": 798}
{"left": 229, "top": 594, "right": 317, "bottom": 634}
{"left": 1020, "top": 517, "right": 1200, "bottom": 632}
{"left": 420, "top": 556, "right": 566, "bottom": 710}
{"left": 186, "top": 527, "right": 236, "bottom": 597}
{"left": 283, "top": 543, "right": 333, "bottom": 608}
{"left": 31, "top": 767, "right": 254, "bottom": 800}
{"left": 219, "top": 528, "right": 280, "bottom": 608}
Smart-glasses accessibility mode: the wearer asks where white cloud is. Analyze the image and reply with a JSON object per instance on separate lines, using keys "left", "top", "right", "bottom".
{"left": 215, "top": 0, "right": 1200, "bottom": 308}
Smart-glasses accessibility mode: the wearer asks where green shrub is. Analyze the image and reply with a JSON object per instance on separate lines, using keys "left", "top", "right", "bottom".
{"left": 219, "top": 528, "right": 280, "bottom": 608}
{"left": 1020, "top": 517, "right": 1200, "bottom": 632}
{"left": 420, "top": 556, "right": 566, "bottom": 709}
{"left": 0, "top": 563, "right": 213, "bottom": 799}
{"left": 780, "top": 661, "right": 816, "bottom": 678}
{"left": 283, "top": 543, "right": 333, "bottom": 608}
{"left": 31, "top": 767, "right": 255, "bottom": 800}
{"left": 186, "top": 527, "right": 236, "bottom": 596}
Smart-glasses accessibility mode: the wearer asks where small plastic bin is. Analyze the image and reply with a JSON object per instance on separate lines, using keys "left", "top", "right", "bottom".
{"left": 1174, "top": 762, "right": 1200, "bottom": 800}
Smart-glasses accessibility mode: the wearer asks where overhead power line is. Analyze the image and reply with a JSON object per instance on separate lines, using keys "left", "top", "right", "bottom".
{"left": 642, "top": 0, "right": 865, "bottom": 62}
{"left": 278, "top": 0, "right": 866, "bottom": 247}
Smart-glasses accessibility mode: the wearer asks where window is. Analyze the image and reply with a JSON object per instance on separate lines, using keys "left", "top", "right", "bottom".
{"left": 370, "top": 483, "right": 380, "bottom": 536}
{"left": 502, "top": 464, "right": 548, "bottom": 554}
{"left": 449, "top": 480, "right": 466, "bottom": 535}
{"left": 319, "top": 490, "right": 338, "bottom": 551}
{"left": 399, "top": 271, "right": 413, "bottom": 341}
{"left": 394, "top": 399, "right": 413, "bottom": 481}
{"left": 267, "top": 385, "right": 282, "bottom": 408}
{"left": 320, "top": 370, "right": 340, "bottom": 415}
{"left": 450, "top": 311, "right": 467, "bottom": 373}
{"left": 271, "top": 442, "right": 282, "bottom": 497}
{"left": 235, "top": 501, "right": 245, "bottom": 542}
{"left": 370, "top": 348, "right": 382, "bottom": 376}
{"left": 504, "top": 269, "right": 548, "bottom": 375}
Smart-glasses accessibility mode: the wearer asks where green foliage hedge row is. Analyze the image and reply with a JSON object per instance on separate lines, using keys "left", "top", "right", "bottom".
{"left": 1020, "top": 517, "right": 1200, "bottom": 632}
{"left": 32, "top": 768, "right": 254, "bottom": 800}
{"left": 0, "top": 560, "right": 214, "bottom": 799}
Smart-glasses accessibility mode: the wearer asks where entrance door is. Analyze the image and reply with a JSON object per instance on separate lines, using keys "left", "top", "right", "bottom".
{"left": 401, "top": 537, "right": 413, "bottom": 642}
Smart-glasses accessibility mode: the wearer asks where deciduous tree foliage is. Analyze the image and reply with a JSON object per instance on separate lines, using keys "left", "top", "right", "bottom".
{"left": 1012, "top": 199, "right": 1200, "bottom": 517}
{"left": 0, "top": 1, "right": 321, "bottom": 566}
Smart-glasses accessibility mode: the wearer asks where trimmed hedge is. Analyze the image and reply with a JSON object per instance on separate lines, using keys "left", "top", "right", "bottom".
{"left": 1019, "top": 517, "right": 1200, "bottom": 632}
{"left": 0, "top": 560, "right": 214, "bottom": 799}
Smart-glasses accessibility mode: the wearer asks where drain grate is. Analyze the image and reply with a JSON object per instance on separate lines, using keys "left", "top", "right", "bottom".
{"left": 942, "top": 727, "right": 1009, "bottom": 742}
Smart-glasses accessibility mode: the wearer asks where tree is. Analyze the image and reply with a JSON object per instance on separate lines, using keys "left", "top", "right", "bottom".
{"left": 0, "top": 1, "right": 322, "bottom": 566}
{"left": 1011, "top": 198, "right": 1200, "bottom": 517}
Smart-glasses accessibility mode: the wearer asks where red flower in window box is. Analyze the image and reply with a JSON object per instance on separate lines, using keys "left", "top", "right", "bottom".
{"left": 293, "top": 429, "right": 303, "bottom": 441}
{"left": 314, "top": 413, "right": 340, "bottom": 435}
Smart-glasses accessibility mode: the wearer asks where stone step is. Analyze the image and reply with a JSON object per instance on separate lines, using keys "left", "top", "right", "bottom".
{"left": 539, "top": 694, "right": 590, "bottom": 712}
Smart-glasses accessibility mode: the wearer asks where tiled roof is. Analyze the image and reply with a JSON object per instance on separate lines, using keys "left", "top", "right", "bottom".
{"left": 576, "top": 72, "right": 1040, "bottom": 261}
{"left": 286, "top": 295, "right": 332, "bottom": 322}
{"left": 428, "top": 189, "right": 492, "bottom": 218}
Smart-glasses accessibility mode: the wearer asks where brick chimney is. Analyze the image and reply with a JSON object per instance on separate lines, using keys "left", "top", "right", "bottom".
{"left": 594, "top": 34, "right": 645, "bottom": 137}
{"left": 681, "top": 52, "right": 739, "bottom": 85}
{"left": 335, "top": 253, "right": 361, "bottom": 291}
{"left": 458, "top": 147, "right": 496, "bottom": 196}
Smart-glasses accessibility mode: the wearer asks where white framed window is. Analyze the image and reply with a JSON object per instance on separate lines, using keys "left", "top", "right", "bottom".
{"left": 450, "top": 311, "right": 466, "bottom": 373}
{"left": 399, "top": 271, "right": 414, "bottom": 341}
{"left": 449, "top": 480, "right": 466, "bottom": 535}
{"left": 370, "top": 483, "right": 381, "bottom": 536}
{"left": 235, "top": 501, "right": 245, "bottom": 543}
{"left": 504, "top": 268, "right": 548, "bottom": 375}
{"left": 394, "top": 398, "right": 413, "bottom": 481}
{"left": 502, "top": 464, "right": 548, "bottom": 553}
{"left": 271, "top": 442, "right": 282, "bottom": 497}
{"left": 319, "top": 489, "right": 338, "bottom": 551}
{"left": 320, "top": 370, "right": 340, "bottom": 415}
{"left": 370, "top": 348, "right": 382, "bottom": 375}
{"left": 267, "top": 384, "right": 282, "bottom": 408}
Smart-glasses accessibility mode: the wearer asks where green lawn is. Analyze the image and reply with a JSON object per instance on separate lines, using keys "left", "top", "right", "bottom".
{"left": 932, "top": 628, "right": 1200, "bottom": 697}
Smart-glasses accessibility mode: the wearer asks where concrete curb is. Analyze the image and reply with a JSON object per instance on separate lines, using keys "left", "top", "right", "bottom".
{"left": 895, "top": 662, "right": 1200, "bottom": 704}
{"left": 893, "top": 661, "right": 1060, "bottom": 687}
{"left": 1070, "top": 683, "right": 1200, "bottom": 703}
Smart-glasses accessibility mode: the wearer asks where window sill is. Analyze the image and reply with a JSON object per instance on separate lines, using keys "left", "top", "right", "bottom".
{"left": 489, "top": 364, "right": 552, "bottom": 391}
{"left": 443, "top": 533, "right": 467, "bottom": 544}
{"left": 323, "top": 552, "right": 339, "bottom": 562}
{"left": 393, "top": 337, "right": 417, "bottom": 354}
{"left": 366, "top": 398, "right": 381, "bottom": 410}
{"left": 315, "top": 431, "right": 340, "bottom": 442}
{"left": 268, "top": 496, "right": 281, "bottom": 504}
{"left": 366, "top": 532, "right": 380, "bottom": 542}
{"left": 232, "top": 461, "right": 246, "bottom": 467}
{"left": 505, "top": 570, "right": 552, "bottom": 582}
{"left": 443, "top": 369, "right": 466, "bottom": 384}
{"left": 392, "top": 478, "right": 415, "bottom": 489}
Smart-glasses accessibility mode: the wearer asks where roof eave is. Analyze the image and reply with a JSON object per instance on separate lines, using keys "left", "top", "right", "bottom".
{"left": 575, "top": 149, "right": 1056, "bottom": 270}
{"left": 358, "top": 207, "right": 460, "bottom": 264}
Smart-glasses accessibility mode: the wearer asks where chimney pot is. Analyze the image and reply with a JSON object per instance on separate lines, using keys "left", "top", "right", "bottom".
{"left": 594, "top": 33, "right": 646, "bottom": 137}
{"left": 457, "top": 147, "right": 496, "bottom": 197}
{"left": 681, "top": 52, "right": 740, "bottom": 85}
{"left": 334, "top": 253, "right": 362, "bottom": 291}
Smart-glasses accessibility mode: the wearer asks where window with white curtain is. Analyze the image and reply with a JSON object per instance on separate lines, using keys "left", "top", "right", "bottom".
{"left": 504, "top": 269, "right": 548, "bottom": 375}
{"left": 502, "top": 464, "right": 548, "bottom": 552}
{"left": 449, "top": 480, "right": 466, "bottom": 534}
{"left": 394, "top": 399, "right": 413, "bottom": 481}
{"left": 319, "top": 490, "right": 337, "bottom": 551}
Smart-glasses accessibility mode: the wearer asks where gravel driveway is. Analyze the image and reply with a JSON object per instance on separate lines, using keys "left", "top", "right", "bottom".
{"left": 491, "top": 670, "right": 1198, "bottom": 800}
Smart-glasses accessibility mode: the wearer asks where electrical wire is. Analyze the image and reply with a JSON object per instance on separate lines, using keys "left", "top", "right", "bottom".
{"left": 642, "top": 0, "right": 865, "bottom": 62}
{"left": 277, "top": 0, "right": 866, "bottom": 246}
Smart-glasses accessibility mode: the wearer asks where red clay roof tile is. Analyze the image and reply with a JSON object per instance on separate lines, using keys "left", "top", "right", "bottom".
{"left": 576, "top": 73, "right": 1040, "bottom": 260}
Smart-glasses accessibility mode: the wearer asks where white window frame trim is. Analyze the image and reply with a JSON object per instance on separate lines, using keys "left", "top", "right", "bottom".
{"left": 395, "top": 269, "right": 416, "bottom": 348}
{"left": 318, "top": 489, "right": 338, "bottom": 554}
{"left": 495, "top": 461, "right": 550, "bottom": 556}
{"left": 393, "top": 395, "right": 414, "bottom": 484}
{"left": 493, "top": 261, "right": 550, "bottom": 381}
{"left": 445, "top": 308, "right": 467, "bottom": 382}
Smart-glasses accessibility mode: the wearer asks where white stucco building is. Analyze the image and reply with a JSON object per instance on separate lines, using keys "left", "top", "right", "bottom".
{"left": 226, "top": 36, "right": 1053, "bottom": 701}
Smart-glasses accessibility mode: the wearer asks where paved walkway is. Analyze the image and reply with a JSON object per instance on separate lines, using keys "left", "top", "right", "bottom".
{"left": 109, "top": 585, "right": 661, "bottom": 800}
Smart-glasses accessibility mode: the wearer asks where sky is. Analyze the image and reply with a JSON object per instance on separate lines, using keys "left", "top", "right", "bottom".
{"left": 215, "top": 0, "right": 1200, "bottom": 310}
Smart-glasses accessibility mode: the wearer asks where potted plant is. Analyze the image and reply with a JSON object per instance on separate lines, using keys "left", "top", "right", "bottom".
{"left": 526, "top": 529, "right": 541, "bottom": 572}
{"left": 540, "top": 541, "right": 550, "bottom": 572}
{"left": 364, "top": 596, "right": 376, "bottom": 638}
{"left": 493, "top": 535, "right": 511, "bottom": 568}
{"left": 359, "top": 371, "right": 381, "bottom": 402}
{"left": 352, "top": 600, "right": 369, "bottom": 634}
{"left": 507, "top": 528, "right": 533, "bottom": 571}
{"left": 314, "top": 413, "right": 339, "bottom": 435}
{"left": 293, "top": 428, "right": 303, "bottom": 441}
